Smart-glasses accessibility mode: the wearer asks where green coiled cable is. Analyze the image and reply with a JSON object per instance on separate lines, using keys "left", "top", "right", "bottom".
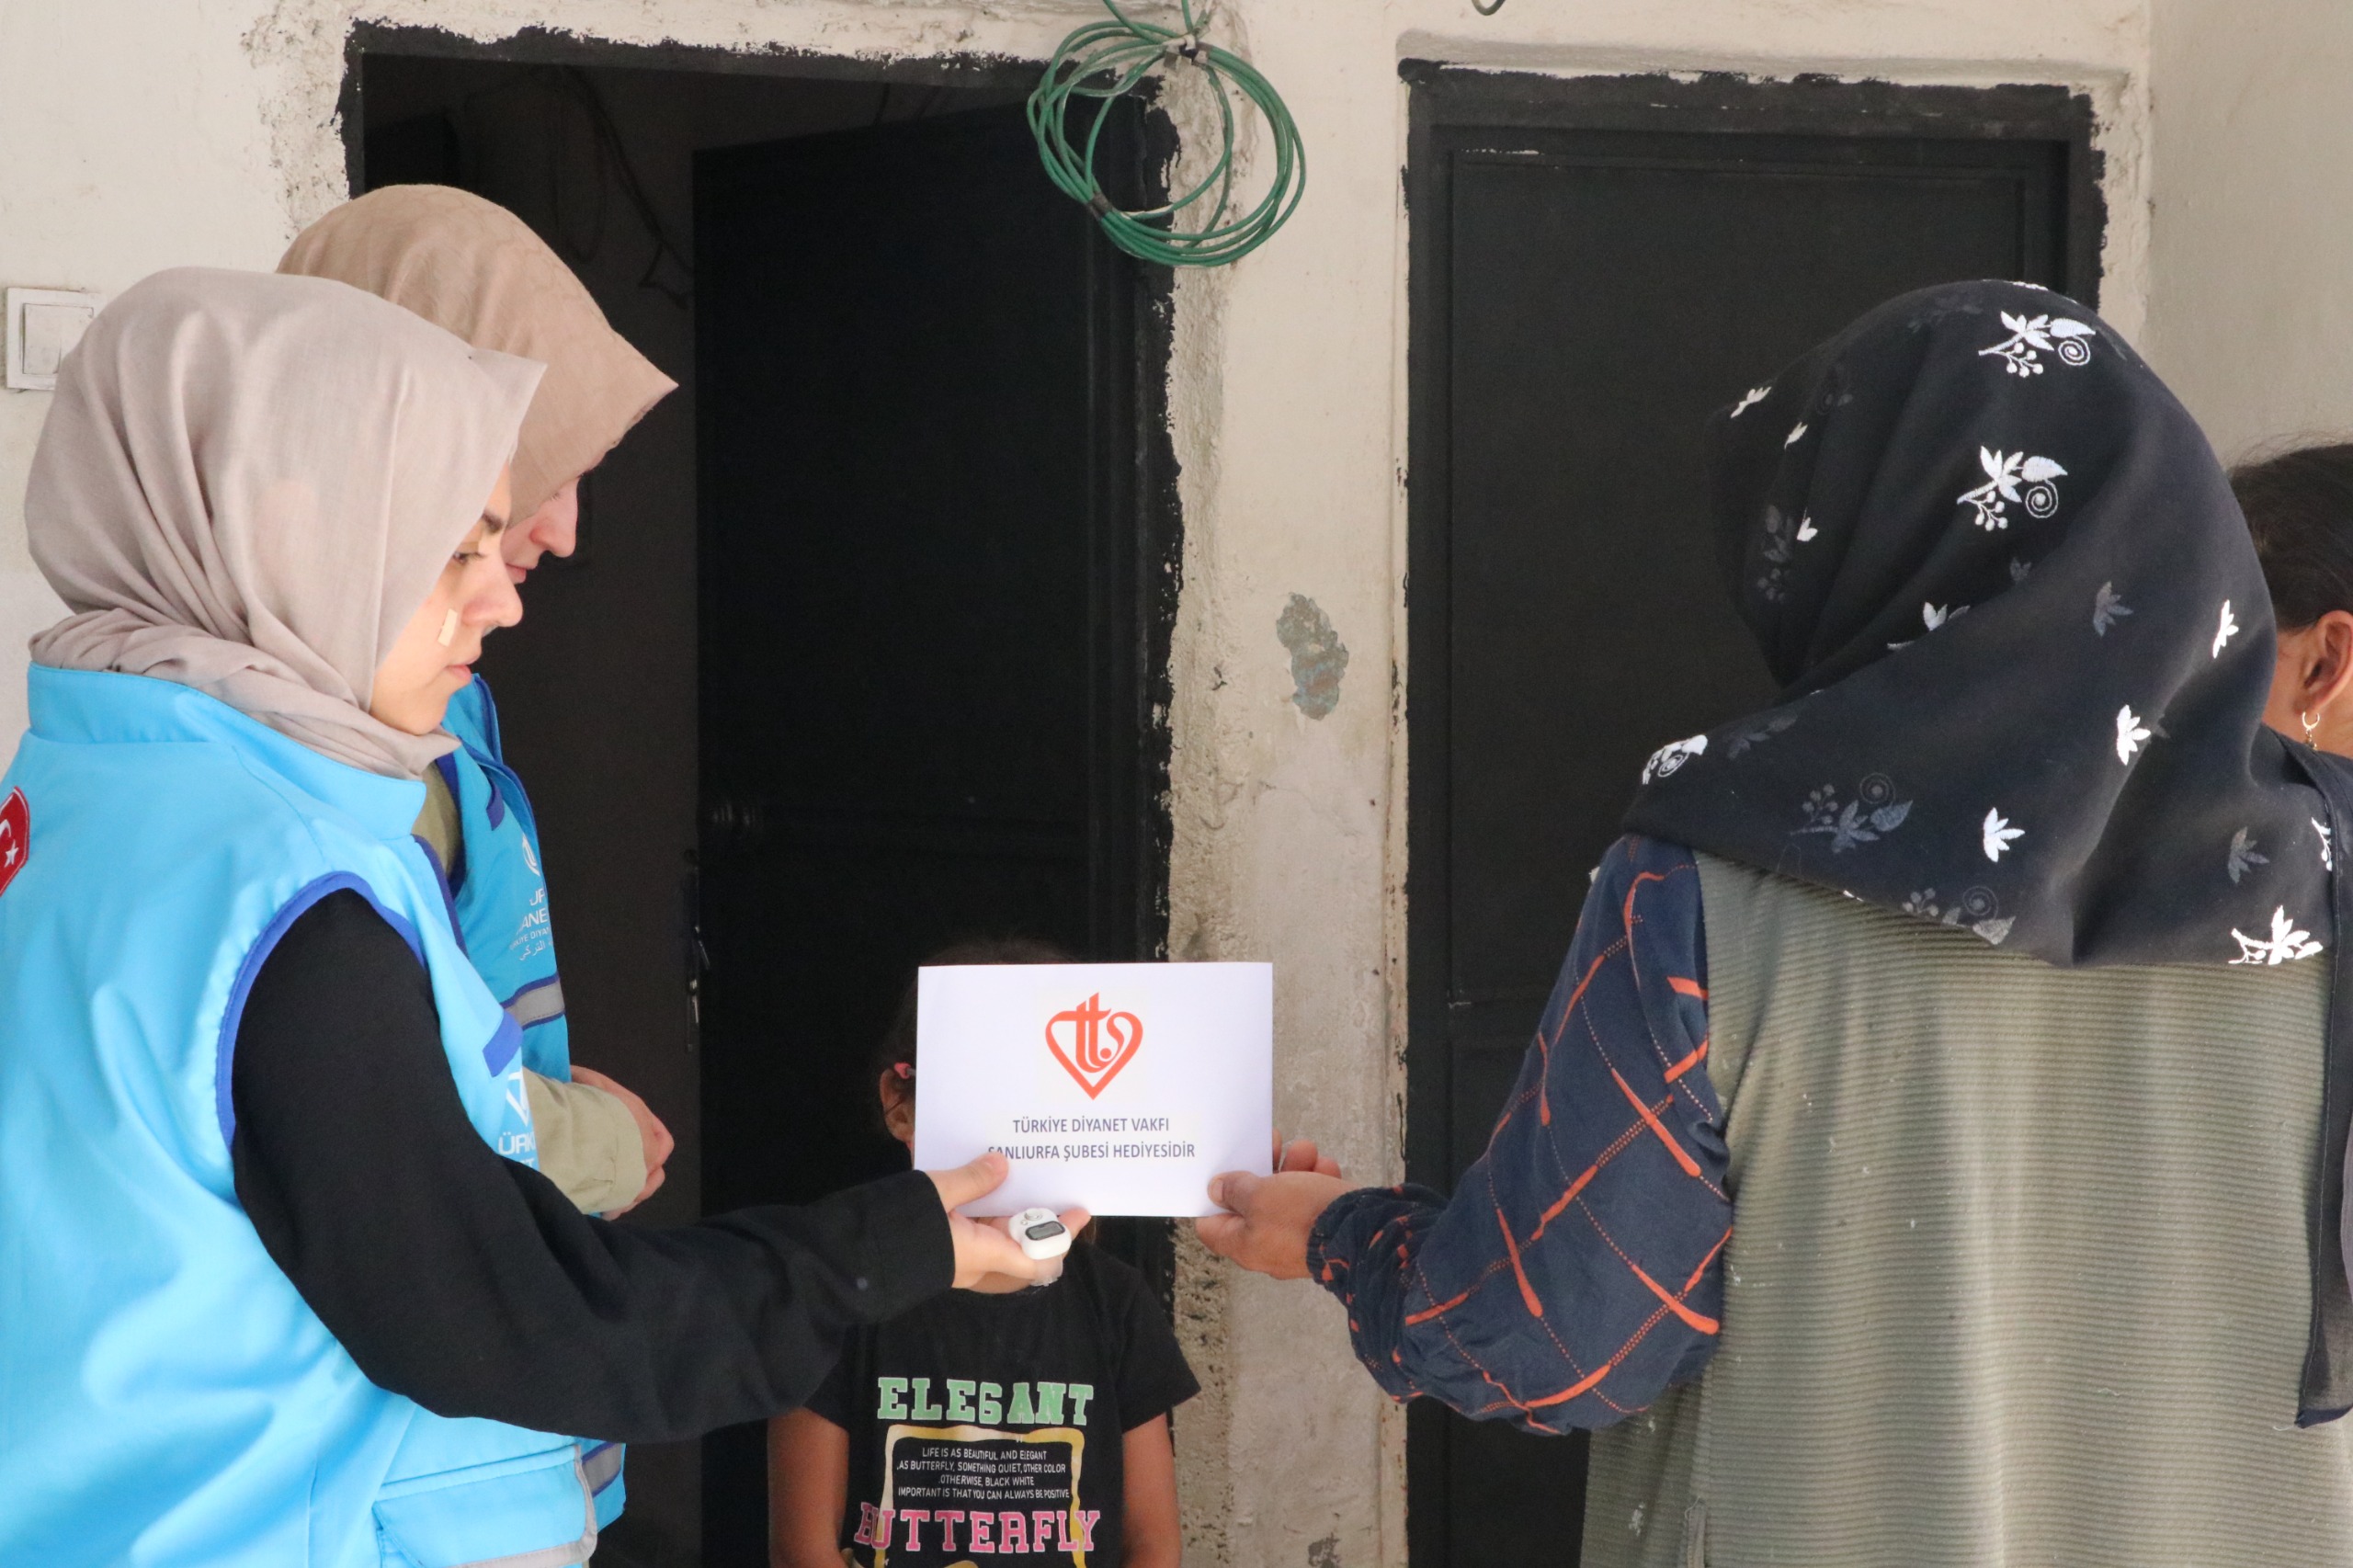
{"left": 1027, "top": 0, "right": 1306, "bottom": 268}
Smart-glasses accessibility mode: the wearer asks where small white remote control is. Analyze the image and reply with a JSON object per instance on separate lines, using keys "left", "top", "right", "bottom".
{"left": 1010, "top": 1207, "right": 1073, "bottom": 1264}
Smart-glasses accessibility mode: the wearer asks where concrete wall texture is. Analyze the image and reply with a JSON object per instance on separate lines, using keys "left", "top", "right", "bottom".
{"left": 2142, "top": 0, "right": 2353, "bottom": 461}
{"left": 1, "top": 2, "right": 2340, "bottom": 1566}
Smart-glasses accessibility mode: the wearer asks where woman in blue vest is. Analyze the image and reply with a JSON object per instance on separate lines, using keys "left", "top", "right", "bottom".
{"left": 0, "top": 267, "right": 1064, "bottom": 1568}
{"left": 280, "top": 185, "right": 681, "bottom": 1230}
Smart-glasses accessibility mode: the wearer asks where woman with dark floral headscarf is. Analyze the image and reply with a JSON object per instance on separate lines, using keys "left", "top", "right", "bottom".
{"left": 1202, "top": 281, "right": 2353, "bottom": 1567}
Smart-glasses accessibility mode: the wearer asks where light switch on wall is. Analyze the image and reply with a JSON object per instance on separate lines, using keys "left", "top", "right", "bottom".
{"left": 6, "top": 288, "right": 105, "bottom": 392}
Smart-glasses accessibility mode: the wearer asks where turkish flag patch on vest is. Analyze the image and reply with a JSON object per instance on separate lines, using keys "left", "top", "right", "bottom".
{"left": 0, "top": 789, "right": 27, "bottom": 899}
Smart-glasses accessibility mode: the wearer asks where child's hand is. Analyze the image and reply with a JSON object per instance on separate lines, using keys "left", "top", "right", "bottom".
{"left": 926, "top": 1153, "right": 1090, "bottom": 1290}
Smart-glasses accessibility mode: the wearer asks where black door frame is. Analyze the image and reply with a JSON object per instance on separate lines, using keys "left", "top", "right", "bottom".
{"left": 338, "top": 22, "right": 1187, "bottom": 1559}
{"left": 338, "top": 24, "right": 1046, "bottom": 192}
{"left": 1401, "top": 63, "right": 2102, "bottom": 1568}
{"left": 337, "top": 20, "right": 1185, "bottom": 1132}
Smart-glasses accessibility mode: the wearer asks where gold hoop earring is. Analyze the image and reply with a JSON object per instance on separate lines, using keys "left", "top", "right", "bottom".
{"left": 2303, "top": 710, "right": 2322, "bottom": 749}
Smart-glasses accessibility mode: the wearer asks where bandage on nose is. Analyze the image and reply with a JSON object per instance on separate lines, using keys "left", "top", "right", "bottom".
{"left": 437, "top": 608, "right": 460, "bottom": 648}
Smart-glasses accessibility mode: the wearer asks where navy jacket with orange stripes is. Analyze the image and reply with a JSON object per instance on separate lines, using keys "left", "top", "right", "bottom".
{"left": 1307, "top": 835, "right": 1727, "bottom": 1430}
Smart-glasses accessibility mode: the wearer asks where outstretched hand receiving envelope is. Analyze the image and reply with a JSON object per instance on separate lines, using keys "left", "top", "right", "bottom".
{"left": 1195, "top": 1134, "right": 1347, "bottom": 1281}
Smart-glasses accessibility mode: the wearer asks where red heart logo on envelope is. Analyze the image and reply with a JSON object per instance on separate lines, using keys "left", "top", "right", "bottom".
{"left": 1045, "top": 993, "right": 1142, "bottom": 1099}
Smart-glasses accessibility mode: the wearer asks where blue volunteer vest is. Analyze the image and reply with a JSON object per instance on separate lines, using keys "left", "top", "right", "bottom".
{"left": 0, "top": 668, "right": 608, "bottom": 1568}
{"left": 438, "top": 677, "right": 568, "bottom": 1078}
{"left": 436, "top": 678, "right": 625, "bottom": 1527}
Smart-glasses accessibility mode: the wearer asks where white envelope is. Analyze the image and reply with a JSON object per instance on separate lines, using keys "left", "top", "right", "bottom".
{"left": 911, "top": 961, "right": 1273, "bottom": 1217}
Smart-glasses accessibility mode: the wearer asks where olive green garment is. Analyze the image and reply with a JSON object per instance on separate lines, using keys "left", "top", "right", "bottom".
{"left": 1583, "top": 853, "right": 2353, "bottom": 1568}
{"left": 522, "top": 1071, "right": 648, "bottom": 1216}
{"left": 414, "top": 765, "right": 463, "bottom": 874}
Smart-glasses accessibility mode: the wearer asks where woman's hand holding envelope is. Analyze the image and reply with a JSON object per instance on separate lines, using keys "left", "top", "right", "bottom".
{"left": 927, "top": 1151, "right": 1091, "bottom": 1290}
{"left": 1195, "top": 1135, "right": 1347, "bottom": 1280}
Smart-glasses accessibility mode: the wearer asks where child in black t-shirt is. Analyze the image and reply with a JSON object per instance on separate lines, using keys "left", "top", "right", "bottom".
{"left": 769, "top": 939, "right": 1199, "bottom": 1568}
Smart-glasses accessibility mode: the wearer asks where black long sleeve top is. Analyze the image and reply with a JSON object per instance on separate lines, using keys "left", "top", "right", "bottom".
{"left": 228, "top": 890, "right": 952, "bottom": 1444}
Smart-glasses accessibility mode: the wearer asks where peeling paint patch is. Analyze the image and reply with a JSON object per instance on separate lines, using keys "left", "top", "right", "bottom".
{"left": 1308, "top": 1534, "right": 1341, "bottom": 1568}
{"left": 1277, "top": 594, "right": 1348, "bottom": 719}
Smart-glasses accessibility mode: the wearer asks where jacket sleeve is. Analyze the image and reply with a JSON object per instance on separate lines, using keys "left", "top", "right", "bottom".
{"left": 230, "top": 889, "right": 952, "bottom": 1444}
{"left": 524, "top": 1070, "right": 648, "bottom": 1215}
{"left": 1304, "top": 835, "right": 1728, "bottom": 1432}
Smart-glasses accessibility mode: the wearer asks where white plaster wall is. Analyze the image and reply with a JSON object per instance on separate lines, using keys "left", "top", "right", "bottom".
{"left": 0, "top": 2, "right": 2153, "bottom": 1565}
{"left": 2143, "top": 0, "right": 2353, "bottom": 463}
{"left": 0, "top": 0, "right": 302, "bottom": 756}
{"left": 1160, "top": 6, "right": 2149, "bottom": 1568}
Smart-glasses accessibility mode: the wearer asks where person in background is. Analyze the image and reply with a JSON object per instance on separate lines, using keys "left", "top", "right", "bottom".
{"left": 769, "top": 938, "right": 1197, "bottom": 1568}
{"left": 0, "top": 268, "right": 1073, "bottom": 1568}
{"left": 1199, "top": 281, "right": 2353, "bottom": 1566}
{"left": 279, "top": 185, "right": 678, "bottom": 1233}
{"left": 2238, "top": 443, "right": 2353, "bottom": 756}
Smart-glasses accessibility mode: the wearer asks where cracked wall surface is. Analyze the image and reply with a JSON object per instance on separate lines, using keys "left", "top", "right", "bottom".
{"left": 0, "top": 3, "right": 2183, "bottom": 1567}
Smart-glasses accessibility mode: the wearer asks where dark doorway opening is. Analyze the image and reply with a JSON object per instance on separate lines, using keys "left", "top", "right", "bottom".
{"left": 693, "top": 95, "right": 1182, "bottom": 1566}
{"left": 347, "top": 33, "right": 1179, "bottom": 1568}
{"left": 1402, "top": 66, "right": 2101, "bottom": 1568}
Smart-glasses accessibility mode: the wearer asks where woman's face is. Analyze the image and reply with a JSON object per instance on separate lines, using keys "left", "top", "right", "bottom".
{"left": 371, "top": 466, "right": 523, "bottom": 735}
{"left": 501, "top": 476, "right": 579, "bottom": 584}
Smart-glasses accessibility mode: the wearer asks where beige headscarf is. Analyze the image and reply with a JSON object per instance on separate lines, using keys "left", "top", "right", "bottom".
{"left": 26, "top": 267, "right": 543, "bottom": 779}
{"left": 278, "top": 186, "right": 676, "bottom": 517}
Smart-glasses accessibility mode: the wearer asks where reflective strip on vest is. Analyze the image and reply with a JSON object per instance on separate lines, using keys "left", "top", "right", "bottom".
{"left": 444, "top": 1455, "right": 597, "bottom": 1568}
{"left": 506, "top": 978, "right": 565, "bottom": 1029}
{"left": 583, "top": 1442, "right": 622, "bottom": 1495}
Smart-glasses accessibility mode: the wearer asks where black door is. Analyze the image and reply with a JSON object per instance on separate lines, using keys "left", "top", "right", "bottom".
{"left": 1403, "top": 69, "right": 2099, "bottom": 1568}
{"left": 693, "top": 102, "right": 1176, "bottom": 1562}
